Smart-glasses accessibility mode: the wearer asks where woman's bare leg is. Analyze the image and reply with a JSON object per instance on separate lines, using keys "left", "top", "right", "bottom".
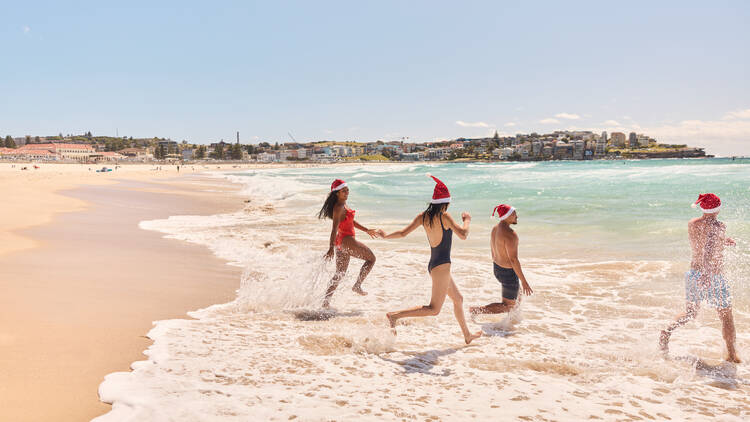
{"left": 341, "top": 237, "right": 376, "bottom": 296}
{"left": 322, "top": 250, "right": 350, "bottom": 308}
{"left": 447, "top": 278, "right": 482, "bottom": 344}
{"left": 386, "top": 264, "right": 451, "bottom": 331}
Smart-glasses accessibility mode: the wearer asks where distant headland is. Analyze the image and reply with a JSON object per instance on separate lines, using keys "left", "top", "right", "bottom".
{"left": 0, "top": 129, "right": 709, "bottom": 163}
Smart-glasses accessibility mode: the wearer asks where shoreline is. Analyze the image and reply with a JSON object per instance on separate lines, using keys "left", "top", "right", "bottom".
{"left": 0, "top": 167, "right": 246, "bottom": 421}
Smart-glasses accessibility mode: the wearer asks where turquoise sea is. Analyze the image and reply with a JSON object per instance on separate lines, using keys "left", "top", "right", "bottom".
{"left": 259, "top": 158, "right": 750, "bottom": 260}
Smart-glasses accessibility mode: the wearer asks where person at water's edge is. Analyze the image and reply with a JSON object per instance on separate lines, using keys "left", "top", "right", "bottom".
{"left": 659, "top": 193, "right": 740, "bottom": 363}
{"left": 319, "top": 179, "right": 381, "bottom": 309}
{"left": 470, "top": 204, "right": 533, "bottom": 315}
{"left": 381, "top": 175, "right": 481, "bottom": 344}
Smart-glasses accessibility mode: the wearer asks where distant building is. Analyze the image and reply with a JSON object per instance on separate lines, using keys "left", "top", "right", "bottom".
{"left": 554, "top": 143, "right": 573, "bottom": 160}
{"left": 531, "top": 141, "right": 543, "bottom": 157}
{"left": 628, "top": 132, "right": 638, "bottom": 147}
{"left": 611, "top": 132, "right": 626, "bottom": 147}
{"left": 400, "top": 152, "right": 423, "bottom": 161}
{"left": 90, "top": 151, "right": 125, "bottom": 162}
{"left": 13, "top": 143, "right": 94, "bottom": 161}
{"left": 257, "top": 152, "right": 277, "bottom": 162}
{"left": 119, "top": 148, "right": 152, "bottom": 160}
{"left": 427, "top": 148, "right": 449, "bottom": 160}
{"left": 571, "top": 140, "right": 585, "bottom": 159}
{"left": 158, "top": 140, "right": 178, "bottom": 148}
{"left": 601, "top": 131, "right": 607, "bottom": 143}
{"left": 181, "top": 149, "right": 194, "bottom": 160}
{"left": 595, "top": 139, "right": 607, "bottom": 155}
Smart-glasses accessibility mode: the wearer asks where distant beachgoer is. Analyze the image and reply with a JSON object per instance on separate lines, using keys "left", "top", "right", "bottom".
{"left": 659, "top": 193, "right": 740, "bottom": 363}
{"left": 470, "top": 204, "right": 533, "bottom": 315}
{"left": 319, "top": 179, "right": 381, "bottom": 308}
{"left": 382, "top": 175, "right": 481, "bottom": 344}
{"left": 177, "top": 165, "right": 180, "bottom": 172}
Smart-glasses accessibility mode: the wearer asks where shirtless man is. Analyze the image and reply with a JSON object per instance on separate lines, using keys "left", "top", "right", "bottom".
{"left": 470, "top": 204, "right": 533, "bottom": 315}
{"left": 659, "top": 193, "right": 740, "bottom": 363}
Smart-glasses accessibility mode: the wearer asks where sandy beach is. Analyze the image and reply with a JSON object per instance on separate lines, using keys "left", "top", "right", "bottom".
{"left": 0, "top": 164, "right": 254, "bottom": 421}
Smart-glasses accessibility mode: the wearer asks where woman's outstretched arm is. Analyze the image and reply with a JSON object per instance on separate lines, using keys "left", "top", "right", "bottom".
{"left": 443, "top": 212, "right": 471, "bottom": 240}
{"left": 353, "top": 220, "right": 380, "bottom": 238}
{"left": 383, "top": 213, "right": 423, "bottom": 239}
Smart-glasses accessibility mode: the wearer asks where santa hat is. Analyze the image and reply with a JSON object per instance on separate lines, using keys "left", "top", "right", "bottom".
{"left": 330, "top": 179, "right": 348, "bottom": 192}
{"left": 492, "top": 204, "right": 515, "bottom": 221}
{"left": 692, "top": 193, "right": 721, "bottom": 213}
{"left": 427, "top": 174, "right": 450, "bottom": 204}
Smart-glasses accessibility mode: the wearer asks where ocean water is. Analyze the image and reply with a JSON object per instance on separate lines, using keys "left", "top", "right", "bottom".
{"left": 96, "top": 159, "right": 750, "bottom": 421}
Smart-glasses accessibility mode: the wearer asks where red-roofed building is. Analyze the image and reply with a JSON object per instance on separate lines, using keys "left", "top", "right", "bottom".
{"left": 16, "top": 143, "right": 94, "bottom": 161}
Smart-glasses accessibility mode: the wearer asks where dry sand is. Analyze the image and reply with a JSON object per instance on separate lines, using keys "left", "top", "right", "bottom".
{"left": 0, "top": 163, "right": 260, "bottom": 421}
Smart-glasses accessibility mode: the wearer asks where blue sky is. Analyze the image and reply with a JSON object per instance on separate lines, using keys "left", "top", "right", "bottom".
{"left": 1, "top": 1, "right": 749, "bottom": 154}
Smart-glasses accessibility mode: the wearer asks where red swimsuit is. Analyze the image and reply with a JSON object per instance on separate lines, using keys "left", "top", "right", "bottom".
{"left": 335, "top": 208, "right": 356, "bottom": 249}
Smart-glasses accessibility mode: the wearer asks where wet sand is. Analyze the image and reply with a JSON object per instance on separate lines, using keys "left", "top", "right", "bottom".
{"left": 0, "top": 171, "right": 244, "bottom": 421}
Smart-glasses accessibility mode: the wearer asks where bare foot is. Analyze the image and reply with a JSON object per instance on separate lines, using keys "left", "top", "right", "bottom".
{"left": 352, "top": 286, "right": 368, "bottom": 296}
{"left": 726, "top": 355, "right": 742, "bottom": 363}
{"left": 658, "top": 330, "right": 670, "bottom": 352}
{"left": 386, "top": 312, "right": 397, "bottom": 335}
{"left": 322, "top": 299, "right": 331, "bottom": 309}
{"left": 464, "top": 331, "right": 482, "bottom": 344}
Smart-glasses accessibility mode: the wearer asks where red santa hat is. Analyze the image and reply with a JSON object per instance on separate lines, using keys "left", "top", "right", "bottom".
{"left": 427, "top": 174, "right": 450, "bottom": 204}
{"left": 330, "top": 179, "right": 348, "bottom": 192}
{"left": 492, "top": 204, "right": 516, "bottom": 221}
{"left": 692, "top": 193, "right": 721, "bottom": 213}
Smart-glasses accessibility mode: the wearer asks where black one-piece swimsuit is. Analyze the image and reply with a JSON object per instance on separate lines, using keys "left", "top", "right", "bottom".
{"left": 427, "top": 217, "right": 452, "bottom": 273}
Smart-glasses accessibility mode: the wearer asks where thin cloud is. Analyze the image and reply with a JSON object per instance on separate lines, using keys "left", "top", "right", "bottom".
{"left": 603, "top": 120, "right": 620, "bottom": 126}
{"left": 722, "top": 109, "right": 750, "bottom": 120}
{"left": 504, "top": 122, "right": 516, "bottom": 127}
{"left": 539, "top": 118, "right": 560, "bottom": 124}
{"left": 643, "top": 118, "right": 750, "bottom": 156}
{"left": 555, "top": 113, "right": 581, "bottom": 120}
{"left": 23, "top": 25, "right": 31, "bottom": 34}
{"left": 456, "top": 120, "right": 490, "bottom": 128}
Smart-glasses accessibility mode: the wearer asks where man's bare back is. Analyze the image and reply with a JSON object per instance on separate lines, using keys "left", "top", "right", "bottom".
{"left": 491, "top": 224, "right": 515, "bottom": 268}
{"left": 688, "top": 216, "right": 728, "bottom": 276}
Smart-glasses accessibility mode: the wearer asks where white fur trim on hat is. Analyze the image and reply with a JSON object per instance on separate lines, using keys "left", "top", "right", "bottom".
{"left": 332, "top": 182, "right": 348, "bottom": 191}
{"left": 498, "top": 206, "right": 515, "bottom": 221}
{"left": 430, "top": 197, "right": 451, "bottom": 204}
{"left": 698, "top": 205, "right": 721, "bottom": 213}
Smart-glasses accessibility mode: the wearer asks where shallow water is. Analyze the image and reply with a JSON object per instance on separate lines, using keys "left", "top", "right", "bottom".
{"left": 96, "top": 159, "right": 750, "bottom": 421}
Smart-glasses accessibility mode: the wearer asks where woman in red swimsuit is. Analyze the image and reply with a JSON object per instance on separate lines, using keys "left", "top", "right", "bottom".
{"left": 318, "top": 179, "right": 381, "bottom": 308}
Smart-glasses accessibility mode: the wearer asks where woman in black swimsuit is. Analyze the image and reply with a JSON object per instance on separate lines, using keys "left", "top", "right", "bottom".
{"left": 380, "top": 175, "right": 481, "bottom": 344}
